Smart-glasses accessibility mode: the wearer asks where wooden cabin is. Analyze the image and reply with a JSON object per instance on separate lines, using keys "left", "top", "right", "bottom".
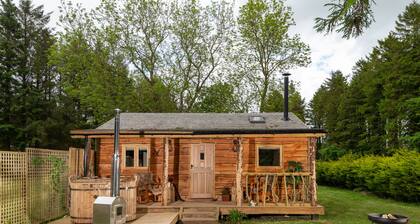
{"left": 71, "top": 112, "right": 325, "bottom": 222}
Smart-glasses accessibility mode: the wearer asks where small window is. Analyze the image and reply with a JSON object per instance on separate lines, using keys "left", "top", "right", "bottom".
{"left": 138, "top": 149, "right": 148, "bottom": 167}
{"left": 200, "top": 152, "right": 205, "bottom": 160}
{"left": 125, "top": 148, "right": 135, "bottom": 167}
{"left": 123, "top": 144, "right": 149, "bottom": 168}
{"left": 258, "top": 147, "right": 281, "bottom": 167}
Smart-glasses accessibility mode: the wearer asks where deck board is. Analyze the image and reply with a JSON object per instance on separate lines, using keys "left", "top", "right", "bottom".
{"left": 136, "top": 201, "right": 325, "bottom": 216}
{"left": 130, "top": 212, "right": 179, "bottom": 224}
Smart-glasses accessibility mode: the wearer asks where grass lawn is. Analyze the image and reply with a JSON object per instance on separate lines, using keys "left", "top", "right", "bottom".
{"left": 243, "top": 185, "right": 420, "bottom": 224}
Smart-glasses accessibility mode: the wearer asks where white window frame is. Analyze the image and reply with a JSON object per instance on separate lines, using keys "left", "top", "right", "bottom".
{"left": 122, "top": 144, "right": 149, "bottom": 169}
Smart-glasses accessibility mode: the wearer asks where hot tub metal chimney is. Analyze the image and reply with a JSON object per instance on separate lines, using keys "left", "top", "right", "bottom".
{"left": 111, "top": 108, "right": 121, "bottom": 197}
{"left": 283, "top": 73, "right": 291, "bottom": 121}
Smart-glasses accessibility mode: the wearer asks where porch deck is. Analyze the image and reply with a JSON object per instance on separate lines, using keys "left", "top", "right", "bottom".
{"left": 137, "top": 200, "right": 324, "bottom": 221}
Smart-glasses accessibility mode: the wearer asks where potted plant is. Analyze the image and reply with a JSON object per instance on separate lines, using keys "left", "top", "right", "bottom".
{"left": 222, "top": 187, "right": 231, "bottom": 201}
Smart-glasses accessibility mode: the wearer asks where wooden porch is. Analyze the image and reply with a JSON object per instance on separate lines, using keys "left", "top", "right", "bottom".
{"left": 136, "top": 200, "right": 324, "bottom": 223}
{"left": 136, "top": 137, "right": 323, "bottom": 222}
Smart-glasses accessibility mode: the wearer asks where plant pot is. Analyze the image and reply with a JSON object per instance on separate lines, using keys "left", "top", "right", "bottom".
{"left": 222, "top": 194, "right": 231, "bottom": 201}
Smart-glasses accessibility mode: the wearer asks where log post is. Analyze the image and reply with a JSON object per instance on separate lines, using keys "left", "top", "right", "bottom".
{"left": 309, "top": 137, "right": 317, "bottom": 206}
{"left": 263, "top": 175, "right": 268, "bottom": 206}
{"left": 256, "top": 175, "right": 259, "bottom": 205}
{"left": 235, "top": 138, "right": 243, "bottom": 206}
{"left": 283, "top": 174, "right": 288, "bottom": 206}
{"left": 83, "top": 136, "right": 91, "bottom": 177}
{"left": 272, "top": 174, "right": 279, "bottom": 205}
{"left": 163, "top": 137, "right": 169, "bottom": 206}
{"left": 292, "top": 175, "right": 296, "bottom": 204}
{"left": 245, "top": 175, "right": 249, "bottom": 202}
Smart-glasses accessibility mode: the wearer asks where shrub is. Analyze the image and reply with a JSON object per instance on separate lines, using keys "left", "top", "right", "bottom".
{"left": 317, "top": 149, "right": 420, "bottom": 202}
{"left": 226, "top": 209, "right": 246, "bottom": 224}
{"left": 318, "top": 144, "right": 346, "bottom": 161}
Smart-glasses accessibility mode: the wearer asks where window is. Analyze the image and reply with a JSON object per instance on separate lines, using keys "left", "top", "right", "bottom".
{"left": 138, "top": 148, "right": 148, "bottom": 167}
{"left": 257, "top": 146, "right": 282, "bottom": 167}
{"left": 125, "top": 148, "right": 135, "bottom": 167}
{"left": 123, "top": 144, "right": 149, "bottom": 168}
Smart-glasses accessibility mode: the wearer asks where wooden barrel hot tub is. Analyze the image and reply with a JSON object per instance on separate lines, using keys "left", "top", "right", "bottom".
{"left": 69, "top": 176, "right": 138, "bottom": 223}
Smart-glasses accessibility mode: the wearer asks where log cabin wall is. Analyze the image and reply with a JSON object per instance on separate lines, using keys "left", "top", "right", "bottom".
{"left": 96, "top": 136, "right": 309, "bottom": 200}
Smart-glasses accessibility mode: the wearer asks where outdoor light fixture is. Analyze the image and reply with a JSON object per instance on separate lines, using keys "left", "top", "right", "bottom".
{"left": 233, "top": 139, "right": 240, "bottom": 152}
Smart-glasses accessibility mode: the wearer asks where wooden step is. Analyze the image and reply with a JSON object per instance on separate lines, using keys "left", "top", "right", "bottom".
{"left": 182, "top": 211, "right": 217, "bottom": 219}
{"left": 182, "top": 207, "right": 218, "bottom": 213}
{"left": 181, "top": 218, "right": 219, "bottom": 224}
{"left": 137, "top": 207, "right": 179, "bottom": 214}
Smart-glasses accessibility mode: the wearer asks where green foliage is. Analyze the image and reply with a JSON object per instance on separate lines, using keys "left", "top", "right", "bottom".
{"left": 226, "top": 209, "right": 246, "bottom": 224}
{"left": 314, "top": 0, "right": 376, "bottom": 38}
{"left": 318, "top": 144, "right": 346, "bottom": 161}
{"left": 287, "top": 160, "right": 302, "bottom": 172}
{"left": 0, "top": 0, "right": 321, "bottom": 151}
{"left": 31, "top": 156, "right": 44, "bottom": 166}
{"left": 169, "top": 0, "right": 236, "bottom": 111}
{"left": 195, "top": 82, "right": 241, "bottom": 113}
{"left": 310, "top": 3, "right": 420, "bottom": 156}
{"left": 0, "top": 0, "right": 20, "bottom": 149}
{"left": 0, "top": 0, "right": 65, "bottom": 149}
{"left": 318, "top": 150, "right": 420, "bottom": 202}
{"left": 48, "top": 156, "right": 67, "bottom": 210}
{"left": 262, "top": 81, "right": 306, "bottom": 120}
{"left": 309, "top": 71, "right": 347, "bottom": 138}
{"left": 238, "top": 0, "right": 310, "bottom": 112}
{"left": 133, "top": 77, "right": 177, "bottom": 112}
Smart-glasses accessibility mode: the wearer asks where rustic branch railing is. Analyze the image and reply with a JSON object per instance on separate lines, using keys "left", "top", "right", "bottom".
{"left": 242, "top": 172, "right": 312, "bottom": 207}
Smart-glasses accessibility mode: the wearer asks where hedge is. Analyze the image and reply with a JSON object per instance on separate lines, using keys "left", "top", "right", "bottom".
{"left": 317, "top": 150, "right": 420, "bottom": 202}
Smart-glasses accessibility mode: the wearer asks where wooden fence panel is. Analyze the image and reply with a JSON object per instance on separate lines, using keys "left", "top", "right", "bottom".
{"left": 68, "top": 148, "right": 94, "bottom": 177}
{"left": 69, "top": 147, "right": 84, "bottom": 177}
{"left": 27, "top": 148, "right": 69, "bottom": 224}
{"left": 0, "top": 151, "right": 28, "bottom": 224}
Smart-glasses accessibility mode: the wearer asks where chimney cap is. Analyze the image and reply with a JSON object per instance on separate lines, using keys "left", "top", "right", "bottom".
{"left": 282, "top": 73, "right": 291, "bottom": 77}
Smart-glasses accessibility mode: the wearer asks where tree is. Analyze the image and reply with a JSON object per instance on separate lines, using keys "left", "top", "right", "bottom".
{"left": 310, "top": 2, "right": 420, "bottom": 156}
{"left": 194, "top": 82, "right": 240, "bottom": 113}
{"left": 263, "top": 80, "right": 306, "bottom": 121}
{"left": 0, "top": 0, "right": 21, "bottom": 149}
{"left": 288, "top": 82, "right": 306, "bottom": 121}
{"left": 309, "top": 71, "right": 348, "bottom": 155}
{"left": 168, "top": 0, "right": 235, "bottom": 111}
{"left": 238, "top": 0, "right": 310, "bottom": 112}
{"left": 132, "top": 77, "right": 177, "bottom": 113}
{"left": 0, "top": 0, "right": 59, "bottom": 149}
{"left": 50, "top": 30, "right": 139, "bottom": 126}
{"left": 13, "top": 0, "right": 56, "bottom": 148}
{"left": 309, "top": 71, "right": 347, "bottom": 132}
{"left": 96, "top": 0, "right": 169, "bottom": 85}
{"left": 314, "top": 0, "right": 376, "bottom": 38}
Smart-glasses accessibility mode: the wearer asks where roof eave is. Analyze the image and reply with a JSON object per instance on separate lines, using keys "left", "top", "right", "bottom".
{"left": 70, "top": 128, "right": 326, "bottom": 138}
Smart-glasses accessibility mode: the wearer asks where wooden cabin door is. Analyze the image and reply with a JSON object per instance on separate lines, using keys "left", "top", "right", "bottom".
{"left": 190, "top": 143, "right": 214, "bottom": 198}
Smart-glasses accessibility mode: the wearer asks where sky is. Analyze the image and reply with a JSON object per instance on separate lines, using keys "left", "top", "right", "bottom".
{"left": 32, "top": 0, "right": 412, "bottom": 101}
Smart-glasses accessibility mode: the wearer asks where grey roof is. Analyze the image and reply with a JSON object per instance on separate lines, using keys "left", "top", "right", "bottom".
{"left": 96, "top": 113, "right": 313, "bottom": 133}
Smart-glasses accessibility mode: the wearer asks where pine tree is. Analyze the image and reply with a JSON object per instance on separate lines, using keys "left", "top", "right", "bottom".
{"left": 309, "top": 71, "right": 347, "bottom": 141}
{"left": 13, "top": 0, "right": 55, "bottom": 148}
{"left": 0, "top": 0, "right": 21, "bottom": 149}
